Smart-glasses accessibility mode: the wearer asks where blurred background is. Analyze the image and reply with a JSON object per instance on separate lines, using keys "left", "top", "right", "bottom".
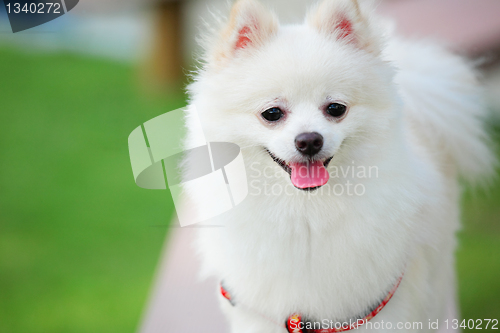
{"left": 0, "top": 0, "right": 499, "bottom": 332}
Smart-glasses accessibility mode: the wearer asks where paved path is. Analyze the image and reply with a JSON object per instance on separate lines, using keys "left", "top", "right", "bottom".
{"left": 138, "top": 226, "right": 228, "bottom": 333}
{"left": 378, "top": 0, "right": 500, "bottom": 55}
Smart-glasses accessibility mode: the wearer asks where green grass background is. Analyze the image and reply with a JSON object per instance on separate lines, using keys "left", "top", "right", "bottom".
{"left": 0, "top": 47, "right": 498, "bottom": 332}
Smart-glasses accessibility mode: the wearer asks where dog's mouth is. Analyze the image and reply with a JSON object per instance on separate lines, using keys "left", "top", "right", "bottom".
{"left": 266, "top": 149, "right": 333, "bottom": 191}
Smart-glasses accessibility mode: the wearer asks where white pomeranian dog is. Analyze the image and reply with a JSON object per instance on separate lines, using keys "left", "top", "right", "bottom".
{"left": 181, "top": 0, "right": 495, "bottom": 331}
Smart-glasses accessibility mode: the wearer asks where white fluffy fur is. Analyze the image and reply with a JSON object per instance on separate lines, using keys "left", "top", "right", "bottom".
{"left": 182, "top": 0, "right": 495, "bottom": 331}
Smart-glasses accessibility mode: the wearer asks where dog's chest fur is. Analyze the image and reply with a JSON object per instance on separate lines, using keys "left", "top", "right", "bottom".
{"left": 196, "top": 142, "right": 441, "bottom": 322}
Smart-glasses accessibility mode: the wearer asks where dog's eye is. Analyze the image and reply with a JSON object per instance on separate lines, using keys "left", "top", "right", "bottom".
{"left": 261, "top": 107, "right": 283, "bottom": 122}
{"left": 326, "top": 103, "right": 347, "bottom": 118}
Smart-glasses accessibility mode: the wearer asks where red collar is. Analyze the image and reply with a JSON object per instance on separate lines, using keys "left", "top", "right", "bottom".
{"left": 220, "top": 273, "right": 404, "bottom": 333}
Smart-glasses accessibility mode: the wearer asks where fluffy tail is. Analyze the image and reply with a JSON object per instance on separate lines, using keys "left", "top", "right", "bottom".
{"left": 390, "top": 39, "right": 497, "bottom": 185}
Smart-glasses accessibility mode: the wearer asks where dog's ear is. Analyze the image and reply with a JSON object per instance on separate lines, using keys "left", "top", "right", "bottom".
{"left": 307, "top": 0, "right": 379, "bottom": 54}
{"left": 211, "top": 0, "right": 278, "bottom": 64}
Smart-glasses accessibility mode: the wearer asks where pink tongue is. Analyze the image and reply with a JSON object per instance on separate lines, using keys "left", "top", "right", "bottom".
{"left": 290, "top": 161, "right": 329, "bottom": 189}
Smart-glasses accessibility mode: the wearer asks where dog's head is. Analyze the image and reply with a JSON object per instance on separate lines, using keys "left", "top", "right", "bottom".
{"left": 189, "top": 0, "right": 399, "bottom": 191}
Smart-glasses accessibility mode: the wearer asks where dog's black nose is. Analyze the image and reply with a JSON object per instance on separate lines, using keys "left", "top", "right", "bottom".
{"left": 295, "top": 132, "right": 323, "bottom": 156}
